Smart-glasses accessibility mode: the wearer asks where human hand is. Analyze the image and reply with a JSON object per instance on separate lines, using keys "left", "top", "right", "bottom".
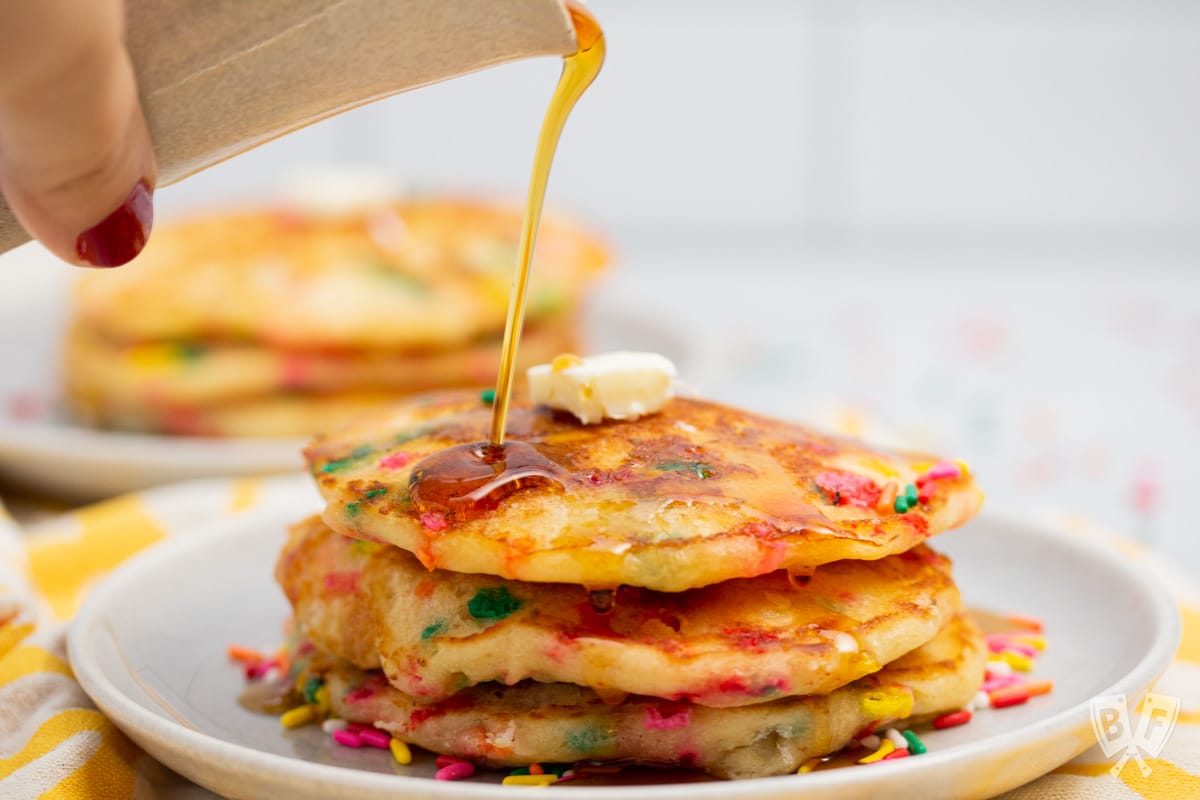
{"left": 0, "top": 0, "right": 156, "bottom": 267}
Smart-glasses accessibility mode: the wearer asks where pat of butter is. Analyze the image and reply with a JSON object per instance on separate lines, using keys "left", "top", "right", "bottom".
{"left": 527, "top": 351, "right": 677, "bottom": 424}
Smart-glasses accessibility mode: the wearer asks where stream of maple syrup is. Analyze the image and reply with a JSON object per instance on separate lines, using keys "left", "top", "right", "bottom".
{"left": 408, "top": 2, "right": 604, "bottom": 527}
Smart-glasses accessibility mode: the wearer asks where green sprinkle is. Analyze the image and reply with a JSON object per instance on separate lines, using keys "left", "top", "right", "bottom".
{"left": 905, "top": 483, "right": 919, "bottom": 505}
{"left": 369, "top": 261, "right": 428, "bottom": 293}
{"left": 480, "top": 388, "right": 496, "bottom": 405}
{"left": 421, "top": 620, "right": 447, "bottom": 640}
{"left": 345, "top": 502, "right": 360, "bottom": 516}
{"left": 654, "top": 461, "right": 714, "bottom": 479}
{"left": 902, "top": 729, "right": 927, "bottom": 755}
{"left": 566, "top": 727, "right": 612, "bottom": 754}
{"left": 509, "top": 767, "right": 530, "bottom": 776}
{"left": 176, "top": 343, "right": 206, "bottom": 362}
{"left": 467, "top": 586, "right": 522, "bottom": 621}
{"left": 894, "top": 495, "right": 910, "bottom": 514}
{"left": 364, "top": 488, "right": 387, "bottom": 498}
{"left": 302, "top": 676, "right": 324, "bottom": 705}
{"left": 320, "top": 445, "right": 375, "bottom": 473}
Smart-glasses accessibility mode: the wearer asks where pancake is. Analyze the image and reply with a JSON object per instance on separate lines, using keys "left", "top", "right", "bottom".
{"left": 63, "top": 320, "right": 578, "bottom": 437}
{"left": 306, "top": 393, "right": 984, "bottom": 591}
{"left": 305, "top": 613, "right": 986, "bottom": 780}
{"left": 70, "top": 199, "right": 607, "bottom": 350}
{"left": 278, "top": 515, "right": 962, "bottom": 707}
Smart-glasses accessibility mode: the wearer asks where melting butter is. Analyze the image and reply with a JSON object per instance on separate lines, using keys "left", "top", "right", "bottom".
{"left": 527, "top": 351, "right": 677, "bottom": 424}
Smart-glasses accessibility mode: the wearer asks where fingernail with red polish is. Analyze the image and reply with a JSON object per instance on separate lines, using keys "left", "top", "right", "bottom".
{"left": 75, "top": 179, "right": 154, "bottom": 267}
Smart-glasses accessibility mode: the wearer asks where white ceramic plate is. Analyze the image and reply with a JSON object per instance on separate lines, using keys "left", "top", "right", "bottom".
{"left": 69, "top": 480, "right": 1179, "bottom": 800}
{"left": 0, "top": 246, "right": 700, "bottom": 500}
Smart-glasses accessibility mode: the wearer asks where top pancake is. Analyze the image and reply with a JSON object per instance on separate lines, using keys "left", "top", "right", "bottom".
{"left": 307, "top": 392, "right": 983, "bottom": 592}
{"left": 70, "top": 199, "right": 607, "bottom": 349}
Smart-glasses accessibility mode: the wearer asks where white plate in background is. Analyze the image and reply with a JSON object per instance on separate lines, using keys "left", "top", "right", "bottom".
{"left": 68, "top": 482, "right": 1179, "bottom": 800}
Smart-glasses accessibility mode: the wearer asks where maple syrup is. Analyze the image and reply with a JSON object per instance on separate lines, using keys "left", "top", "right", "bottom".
{"left": 408, "top": 440, "right": 565, "bottom": 518}
{"left": 409, "top": 1, "right": 604, "bottom": 519}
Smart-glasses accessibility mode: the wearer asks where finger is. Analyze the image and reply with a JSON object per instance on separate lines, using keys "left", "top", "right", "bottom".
{"left": 0, "top": 0, "right": 157, "bottom": 267}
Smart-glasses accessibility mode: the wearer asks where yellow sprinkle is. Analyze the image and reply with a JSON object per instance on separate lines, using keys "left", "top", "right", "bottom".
{"left": 389, "top": 738, "right": 413, "bottom": 765}
{"left": 1009, "top": 634, "right": 1046, "bottom": 651}
{"left": 314, "top": 685, "right": 331, "bottom": 713}
{"left": 551, "top": 353, "right": 583, "bottom": 372}
{"left": 280, "top": 705, "right": 316, "bottom": 729}
{"left": 796, "top": 757, "right": 823, "bottom": 774}
{"left": 998, "top": 650, "right": 1034, "bottom": 672}
{"left": 955, "top": 460, "right": 971, "bottom": 478}
{"left": 858, "top": 739, "right": 895, "bottom": 764}
{"left": 860, "top": 688, "right": 913, "bottom": 720}
{"left": 126, "top": 343, "right": 181, "bottom": 371}
{"left": 502, "top": 775, "right": 558, "bottom": 786}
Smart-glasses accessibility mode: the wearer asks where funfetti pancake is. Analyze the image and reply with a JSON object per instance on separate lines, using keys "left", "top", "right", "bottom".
{"left": 63, "top": 320, "right": 578, "bottom": 437}
{"left": 298, "top": 613, "right": 986, "bottom": 780}
{"left": 278, "top": 515, "right": 963, "bottom": 707}
{"left": 305, "top": 392, "right": 984, "bottom": 592}
{"left": 70, "top": 199, "right": 607, "bottom": 350}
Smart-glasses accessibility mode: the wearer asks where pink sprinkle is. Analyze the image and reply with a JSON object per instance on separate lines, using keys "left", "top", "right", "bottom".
{"left": 986, "top": 639, "right": 1037, "bottom": 658}
{"left": 982, "top": 674, "right": 1022, "bottom": 693}
{"left": 332, "top": 729, "right": 363, "bottom": 748}
{"left": 644, "top": 706, "right": 691, "bottom": 731}
{"left": 323, "top": 571, "right": 359, "bottom": 594}
{"left": 281, "top": 354, "right": 310, "bottom": 389}
{"left": 814, "top": 470, "right": 882, "bottom": 508}
{"left": 435, "top": 762, "right": 475, "bottom": 781}
{"left": 435, "top": 755, "right": 468, "bottom": 768}
{"left": 359, "top": 729, "right": 391, "bottom": 749}
{"left": 379, "top": 452, "right": 413, "bottom": 470}
{"left": 917, "top": 462, "right": 962, "bottom": 485}
{"left": 420, "top": 512, "right": 448, "bottom": 531}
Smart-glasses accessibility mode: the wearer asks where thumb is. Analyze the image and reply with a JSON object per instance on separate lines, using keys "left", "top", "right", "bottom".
{"left": 0, "top": 0, "right": 156, "bottom": 267}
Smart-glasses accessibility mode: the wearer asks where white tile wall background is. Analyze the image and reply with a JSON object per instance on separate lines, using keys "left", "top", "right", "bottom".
{"left": 159, "top": 0, "right": 1200, "bottom": 260}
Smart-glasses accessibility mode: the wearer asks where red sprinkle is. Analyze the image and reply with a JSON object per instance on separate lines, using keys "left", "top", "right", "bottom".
{"left": 435, "top": 762, "right": 475, "bottom": 781}
{"left": 932, "top": 710, "right": 973, "bottom": 729}
{"left": 989, "top": 685, "right": 1031, "bottom": 708}
{"left": 528, "top": 763, "right": 545, "bottom": 775}
{"left": 436, "top": 755, "right": 468, "bottom": 768}
{"left": 881, "top": 748, "right": 911, "bottom": 761}
{"left": 379, "top": 452, "right": 412, "bottom": 470}
{"left": 332, "top": 730, "right": 363, "bottom": 748}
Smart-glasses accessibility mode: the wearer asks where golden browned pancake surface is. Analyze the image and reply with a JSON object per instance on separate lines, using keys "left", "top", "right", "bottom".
{"left": 303, "top": 613, "right": 986, "bottom": 779}
{"left": 307, "top": 393, "right": 984, "bottom": 591}
{"left": 278, "top": 515, "right": 962, "bottom": 707}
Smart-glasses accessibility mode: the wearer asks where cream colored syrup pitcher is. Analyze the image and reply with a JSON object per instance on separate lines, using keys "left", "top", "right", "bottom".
{"left": 0, "top": 0, "right": 578, "bottom": 255}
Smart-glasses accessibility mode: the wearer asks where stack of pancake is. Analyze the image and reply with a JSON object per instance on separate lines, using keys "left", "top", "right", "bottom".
{"left": 280, "top": 390, "right": 987, "bottom": 779}
{"left": 64, "top": 200, "right": 607, "bottom": 437}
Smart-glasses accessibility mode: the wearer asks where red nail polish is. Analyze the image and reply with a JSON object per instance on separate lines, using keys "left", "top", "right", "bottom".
{"left": 75, "top": 179, "right": 154, "bottom": 267}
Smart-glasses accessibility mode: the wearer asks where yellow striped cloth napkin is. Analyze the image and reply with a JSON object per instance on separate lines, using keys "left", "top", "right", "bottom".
{"left": 1, "top": 479, "right": 1197, "bottom": 799}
